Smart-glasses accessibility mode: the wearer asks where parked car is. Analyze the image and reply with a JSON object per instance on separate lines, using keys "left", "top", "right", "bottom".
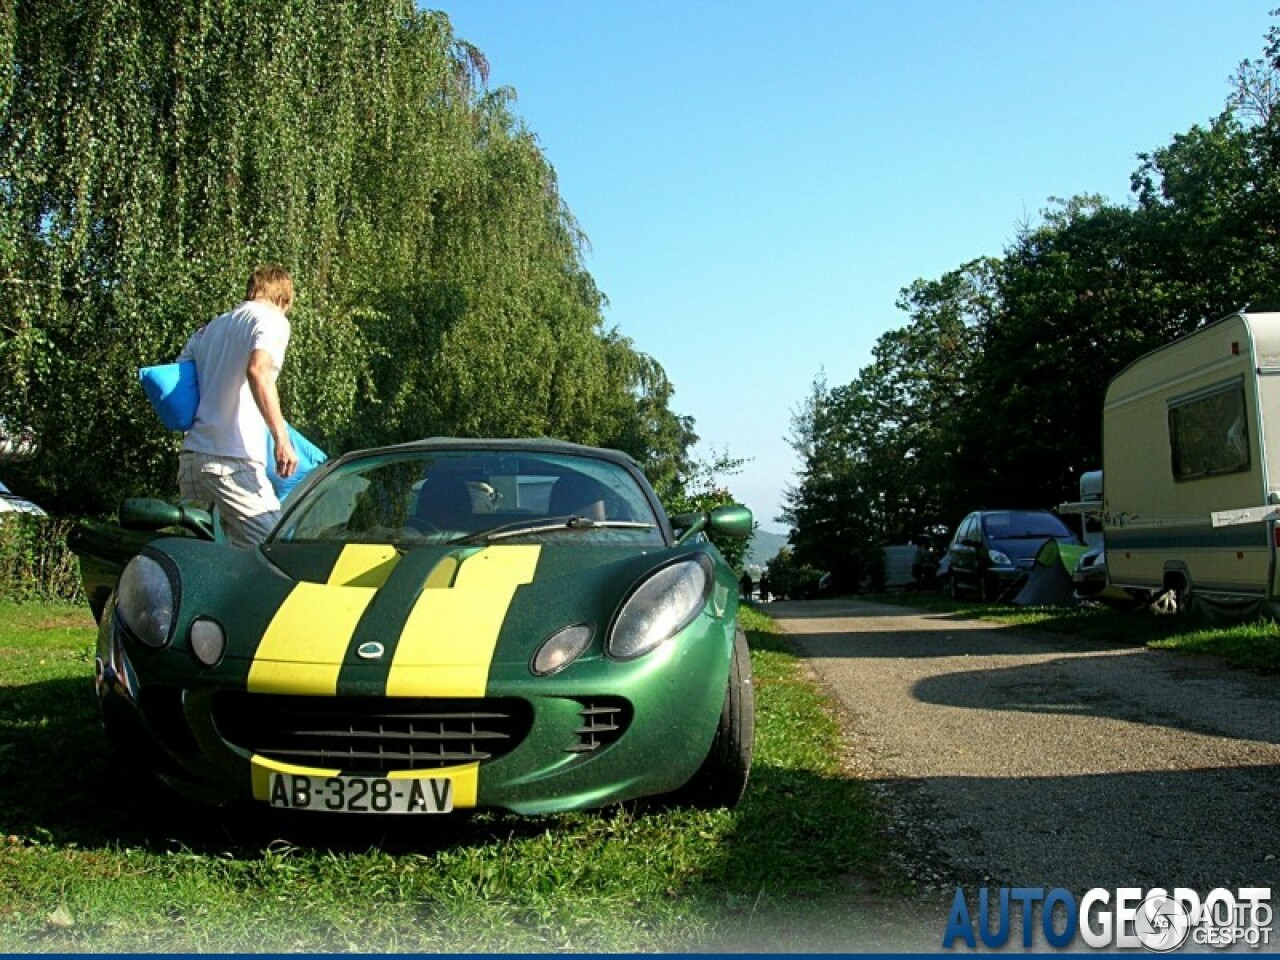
{"left": 0, "top": 480, "right": 46, "bottom": 516}
{"left": 908, "top": 526, "right": 949, "bottom": 590}
{"left": 0, "top": 419, "right": 37, "bottom": 463}
{"left": 1071, "top": 542, "right": 1108, "bottom": 597}
{"left": 1071, "top": 543, "right": 1151, "bottom": 610}
{"left": 67, "top": 438, "right": 755, "bottom": 817}
{"left": 946, "top": 509, "right": 1080, "bottom": 602}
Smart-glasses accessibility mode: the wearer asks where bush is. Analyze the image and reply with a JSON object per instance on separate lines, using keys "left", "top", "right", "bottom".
{"left": 763, "top": 547, "right": 825, "bottom": 600}
{"left": 0, "top": 515, "right": 85, "bottom": 604}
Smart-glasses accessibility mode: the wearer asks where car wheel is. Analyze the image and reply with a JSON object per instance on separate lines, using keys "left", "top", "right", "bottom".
{"left": 668, "top": 627, "right": 755, "bottom": 809}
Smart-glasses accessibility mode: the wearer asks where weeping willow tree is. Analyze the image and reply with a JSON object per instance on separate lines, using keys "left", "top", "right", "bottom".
{"left": 0, "top": 0, "right": 694, "bottom": 515}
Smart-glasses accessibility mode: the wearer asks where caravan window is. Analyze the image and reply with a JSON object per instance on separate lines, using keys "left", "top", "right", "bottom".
{"left": 1167, "top": 379, "right": 1250, "bottom": 481}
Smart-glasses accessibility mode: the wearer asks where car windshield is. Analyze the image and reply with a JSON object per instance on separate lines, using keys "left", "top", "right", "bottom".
{"left": 272, "top": 449, "right": 664, "bottom": 547}
{"left": 981, "top": 511, "right": 1072, "bottom": 540}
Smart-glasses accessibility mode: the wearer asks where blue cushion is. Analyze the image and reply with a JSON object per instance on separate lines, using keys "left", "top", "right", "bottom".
{"left": 139, "top": 361, "right": 199, "bottom": 432}
{"left": 267, "top": 423, "right": 328, "bottom": 501}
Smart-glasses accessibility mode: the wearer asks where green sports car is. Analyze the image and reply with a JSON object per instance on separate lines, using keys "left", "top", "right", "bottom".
{"left": 70, "top": 438, "right": 755, "bottom": 816}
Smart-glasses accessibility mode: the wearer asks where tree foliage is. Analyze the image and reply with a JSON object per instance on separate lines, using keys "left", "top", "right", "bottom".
{"left": 662, "top": 448, "right": 750, "bottom": 572}
{"left": 784, "top": 16, "right": 1280, "bottom": 587}
{"left": 0, "top": 1, "right": 705, "bottom": 517}
{"left": 762, "top": 546, "right": 823, "bottom": 602}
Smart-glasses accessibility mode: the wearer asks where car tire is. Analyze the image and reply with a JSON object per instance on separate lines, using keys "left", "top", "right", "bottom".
{"left": 668, "top": 627, "right": 755, "bottom": 809}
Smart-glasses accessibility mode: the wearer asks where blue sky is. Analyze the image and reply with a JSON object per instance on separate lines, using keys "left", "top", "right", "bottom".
{"left": 430, "top": 1, "right": 1275, "bottom": 534}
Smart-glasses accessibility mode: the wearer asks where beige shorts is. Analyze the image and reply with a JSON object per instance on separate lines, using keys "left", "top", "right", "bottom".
{"left": 178, "top": 451, "right": 281, "bottom": 548}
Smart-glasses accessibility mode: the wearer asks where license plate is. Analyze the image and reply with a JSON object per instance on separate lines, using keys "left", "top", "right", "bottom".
{"left": 267, "top": 773, "right": 453, "bottom": 814}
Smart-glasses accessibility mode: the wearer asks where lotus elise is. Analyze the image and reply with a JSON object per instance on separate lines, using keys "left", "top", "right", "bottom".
{"left": 69, "top": 438, "right": 755, "bottom": 816}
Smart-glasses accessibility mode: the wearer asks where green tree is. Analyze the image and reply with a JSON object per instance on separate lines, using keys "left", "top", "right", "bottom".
{"left": 762, "top": 546, "right": 823, "bottom": 601}
{"left": 662, "top": 448, "right": 750, "bottom": 572}
{"left": 781, "top": 262, "right": 991, "bottom": 587}
{"left": 779, "top": 376, "right": 878, "bottom": 591}
{"left": 874, "top": 259, "right": 995, "bottom": 528}
{"left": 957, "top": 197, "right": 1162, "bottom": 512}
{"left": 0, "top": 1, "right": 701, "bottom": 516}
{"left": 785, "top": 16, "right": 1280, "bottom": 569}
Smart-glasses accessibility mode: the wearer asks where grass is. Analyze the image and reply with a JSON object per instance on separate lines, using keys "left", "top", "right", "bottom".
{"left": 0, "top": 600, "right": 909, "bottom": 953}
{"left": 866, "top": 589, "right": 1280, "bottom": 673}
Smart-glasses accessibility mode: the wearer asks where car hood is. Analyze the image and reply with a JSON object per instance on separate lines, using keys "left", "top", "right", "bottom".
{"left": 142, "top": 538, "right": 716, "bottom": 696}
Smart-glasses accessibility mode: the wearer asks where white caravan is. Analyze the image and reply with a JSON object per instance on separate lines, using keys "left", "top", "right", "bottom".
{"left": 1102, "top": 310, "right": 1280, "bottom": 615}
{"left": 1057, "top": 469, "right": 1103, "bottom": 548}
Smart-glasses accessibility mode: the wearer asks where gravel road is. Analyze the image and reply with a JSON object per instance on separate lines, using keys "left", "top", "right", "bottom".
{"left": 764, "top": 597, "right": 1280, "bottom": 952}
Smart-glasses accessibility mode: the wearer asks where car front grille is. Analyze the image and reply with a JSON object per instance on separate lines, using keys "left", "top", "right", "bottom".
{"left": 567, "top": 697, "right": 630, "bottom": 754}
{"left": 212, "top": 693, "right": 533, "bottom": 774}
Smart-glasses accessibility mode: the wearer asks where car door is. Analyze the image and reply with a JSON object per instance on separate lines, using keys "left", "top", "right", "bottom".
{"left": 948, "top": 514, "right": 980, "bottom": 595}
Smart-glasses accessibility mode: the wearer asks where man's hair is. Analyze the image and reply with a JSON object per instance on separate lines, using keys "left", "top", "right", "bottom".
{"left": 245, "top": 264, "right": 294, "bottom": 312}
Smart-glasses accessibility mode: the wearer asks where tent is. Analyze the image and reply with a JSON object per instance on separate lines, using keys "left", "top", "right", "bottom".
{"left": 1012, "top": 539, "right": 1089, "bottom": 607}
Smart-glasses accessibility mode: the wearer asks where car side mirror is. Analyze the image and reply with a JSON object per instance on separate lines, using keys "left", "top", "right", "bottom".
{"left": 672, "top": 504, "right": 754, "bottom": 544}
{"left": 708, "top": 504, "right": 753, "bottom": 538}
{"left": 119, "top": 497, "right": 216, "bottom": 541}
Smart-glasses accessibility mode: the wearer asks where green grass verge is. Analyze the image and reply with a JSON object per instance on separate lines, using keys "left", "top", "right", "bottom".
{"left": 866, "top": 590, "right": 1280, "bottom": 673}
{"left": 0, "top": 601, "right": 905, "bottom": 952}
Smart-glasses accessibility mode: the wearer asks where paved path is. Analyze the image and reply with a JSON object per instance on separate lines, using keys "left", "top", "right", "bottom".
{"left": 763, "top": 597, "right": 1280, "bottom": 950}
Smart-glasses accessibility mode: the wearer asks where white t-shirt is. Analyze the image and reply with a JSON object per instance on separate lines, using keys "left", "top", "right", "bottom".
{"left": 178, "top": 300, "right": 290, "bottom": 466}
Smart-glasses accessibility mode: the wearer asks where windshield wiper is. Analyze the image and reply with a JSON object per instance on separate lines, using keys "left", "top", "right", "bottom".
{"left": 447, "top": 516, "right": 656, "bottom": 545}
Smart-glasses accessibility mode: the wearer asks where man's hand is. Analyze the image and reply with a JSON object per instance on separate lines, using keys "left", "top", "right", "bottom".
{"left": 274, "top": 432, "right": 299, "bottom": 479}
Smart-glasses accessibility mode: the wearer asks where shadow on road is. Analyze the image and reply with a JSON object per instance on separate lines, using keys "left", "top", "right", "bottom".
{"left": 908, "top": 654, "right": 1280, "bottom": 746}
{"left": 765, "top": 599, "right": 1143, "bottom": 659}
{"left": 875, "top": 763, "right": 1280, "bottom": 893}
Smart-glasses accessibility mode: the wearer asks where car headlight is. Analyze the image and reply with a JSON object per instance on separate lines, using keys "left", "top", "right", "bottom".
{"left": 531, "top": 624, "right": 593, "bottom": 676}
{"left": 116, "top": 553, "right": 177, "bottom": 649}
{"left": 987, "top": 549, "right": 1013, "bottom": 567}
{"left": 608, "top": 556, "right": 712, "bottom": 660}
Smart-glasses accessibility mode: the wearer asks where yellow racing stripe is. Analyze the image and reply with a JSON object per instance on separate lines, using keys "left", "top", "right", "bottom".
{"left": 326, "top": 543, "right": 400, "bottom": 587}
{"left": 387, "top": 546, "right": 541, "bottom": 697}
{"left": 424, "top": 553, "right": 460, "bottom": 590}
{"left": 248, "top": 581, "right": 377, "bottom": 694}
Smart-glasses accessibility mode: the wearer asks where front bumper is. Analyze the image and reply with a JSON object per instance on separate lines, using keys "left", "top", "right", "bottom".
{"left": 985, "top": 563, "right": 1031, "bottom": 593}
{"left": 96, "top": 608, "right": 734, "bottom": 815}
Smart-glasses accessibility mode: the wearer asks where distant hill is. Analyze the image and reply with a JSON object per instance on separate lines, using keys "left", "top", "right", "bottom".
{"left": 747, "top": 528, "right": 789, "bottom": 570}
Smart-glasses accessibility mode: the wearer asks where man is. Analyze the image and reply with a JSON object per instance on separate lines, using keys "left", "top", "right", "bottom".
{"left": 177, "top": 264, "right": 299, "bottom": 547}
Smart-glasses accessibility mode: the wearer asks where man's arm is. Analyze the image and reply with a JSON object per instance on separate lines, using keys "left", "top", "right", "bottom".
{"left": 246, "top": 348, "right": 298, "bottom": 478}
